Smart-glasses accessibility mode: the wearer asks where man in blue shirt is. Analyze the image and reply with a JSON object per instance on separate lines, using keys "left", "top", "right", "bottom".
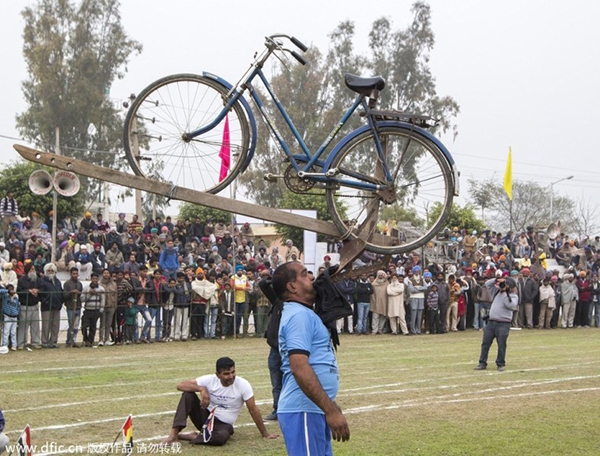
{"left": 273, "top": 262, "right": 350, "bottom": 455}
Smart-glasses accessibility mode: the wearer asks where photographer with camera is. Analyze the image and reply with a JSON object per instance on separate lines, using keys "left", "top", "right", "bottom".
{"left": 473, "top": 276, "right": 519, "bottom": 372}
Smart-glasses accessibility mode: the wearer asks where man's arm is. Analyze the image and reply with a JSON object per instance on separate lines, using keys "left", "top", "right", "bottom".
{"left": 176, "top": 379, "right": 210, "bottom": 408}
{"left": 244, "top": 396, "right": 279, "bottom": 439}
{"left": 289, "top": 353, "right": 350, "bottom": 442}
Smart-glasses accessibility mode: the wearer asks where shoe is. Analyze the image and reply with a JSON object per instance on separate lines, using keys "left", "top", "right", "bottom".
{"left": 98, "top": 341, "right": 104, "bottom": 346}
{"left": 16, "top": 346, "right": 24, "bottom": 350}
{"left": 263, "top": 411, "right": 278, "bottom": 421}
{"left": 105, "top": 341, "right": 114, "bottom": 346}
{"left": 84, "top": 342, "right": 92, "bottom": 347}
{"left": 221, "top": 336, "right": 225, "bottom": 340}
{"left": 10, "top": 347, "right": 16, "bottom": 351}
{"left": 474, "top": 364, "right": 487, "bottom": 371}
{"left": 71, "top": 343, "right": 81, "bottom": 348}
{"left": 497, "top": 366, "right": 505, "bottom": 372}
{"left": 141, "top": 338, "right": 150, "bottom": 344}
{"left": 124, "top": 341, "right": 131, "bottom": 345}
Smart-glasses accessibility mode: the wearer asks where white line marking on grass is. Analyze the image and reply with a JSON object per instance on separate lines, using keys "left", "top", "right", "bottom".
{"left": 344, "top": 386, "right": 600, "bottom": 414}
{"left": 4, "top": 400, "right": 272, "bottom": 436}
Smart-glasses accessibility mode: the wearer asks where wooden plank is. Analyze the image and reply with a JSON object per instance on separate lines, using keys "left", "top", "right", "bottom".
{"left": 14, "top": 144, "right": 342, "bottom": 237}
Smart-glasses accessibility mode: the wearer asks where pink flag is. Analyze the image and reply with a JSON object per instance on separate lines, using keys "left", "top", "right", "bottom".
{"left": 218, "top": 115, "right": 231, "bottom": 182}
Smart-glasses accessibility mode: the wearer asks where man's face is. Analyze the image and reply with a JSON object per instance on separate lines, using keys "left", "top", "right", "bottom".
{"left": 216, "top": 366, "right": 236, "bottom": 387}
{"left": 288, "top": 263, "right": 316, "bottom": 303}
{"left": 70, "top": 270, "right": 79, "bottom": 281}
{"left": 437, "top": 274, "right": 444, "bottom": 282}
{"left": 91, "top": 275, "right": 99, "bottom": 286}
{"left": 102, "top": 270, "right": 110, "bottom": 280}
{"left": 167, "top": 241, "right": 174, "bottom": 249}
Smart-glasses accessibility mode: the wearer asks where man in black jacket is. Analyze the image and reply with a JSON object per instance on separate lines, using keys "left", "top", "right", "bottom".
{"left": 17, "top": 262, "right": 42, "bottom": 349}
{"left": 40, "top": 263, "right": 63, "bottom": 348}
{"left": 259, "top": 271, "right": 283, "bottom": 421}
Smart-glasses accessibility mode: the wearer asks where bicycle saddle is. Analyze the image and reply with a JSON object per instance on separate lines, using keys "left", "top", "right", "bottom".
{"left": 344, "top": 73, "right": 385, "bottom": 96}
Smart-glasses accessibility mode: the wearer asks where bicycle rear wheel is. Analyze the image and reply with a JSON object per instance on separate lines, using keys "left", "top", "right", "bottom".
{"left": 123, "top": 74, "right": 250, "bottom": 194}
{"left": 325, "top": 125, "right": 454, "bottom": 254}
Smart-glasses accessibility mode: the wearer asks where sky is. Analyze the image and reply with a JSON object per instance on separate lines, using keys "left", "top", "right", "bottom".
{"left": 1, "top": 0, "right": 600, "bottom": 229}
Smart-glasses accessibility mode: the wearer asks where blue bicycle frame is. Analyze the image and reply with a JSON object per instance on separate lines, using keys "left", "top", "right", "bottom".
{"left": 186, "top": 37, "right": 456, "bottom": 194}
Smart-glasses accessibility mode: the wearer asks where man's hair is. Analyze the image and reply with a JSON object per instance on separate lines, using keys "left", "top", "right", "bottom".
{"left": 70, "top": 267, "right": 79, "bottom": 274}
{"left": 216, "top": 357, "right": 235, "bottom": 373}
{"left": 272, "top": 262, "right": 299, "bottom": 301}
{"left": 90, "top": 272, "right": 99, "bottom": 279}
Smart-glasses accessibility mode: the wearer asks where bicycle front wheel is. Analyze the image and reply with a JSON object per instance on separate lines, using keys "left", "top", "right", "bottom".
{"left": 326, "top": 125, "right": 454, "bottom": 254}
{"left": 123, "top": 74, "right": 250, "bottom": 194}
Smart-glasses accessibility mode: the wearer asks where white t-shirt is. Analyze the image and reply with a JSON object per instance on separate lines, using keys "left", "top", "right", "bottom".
{"left": 195, "top": 374, "right": 253, "bottom": 425}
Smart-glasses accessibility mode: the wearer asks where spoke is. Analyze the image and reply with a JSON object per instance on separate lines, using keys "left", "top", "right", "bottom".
{"left": 391, "top": 134, "right": 411, "bottom": 182}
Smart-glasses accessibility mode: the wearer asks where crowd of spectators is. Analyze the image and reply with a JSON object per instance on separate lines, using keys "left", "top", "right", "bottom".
{"left": 1, "top": 186, "right": 599, "bottom": 351}
{"left": 0, "top": 189, "right": 308, "bottom": 350}
{"left": 334, "top": 225, "right": 600, "bottom": 337}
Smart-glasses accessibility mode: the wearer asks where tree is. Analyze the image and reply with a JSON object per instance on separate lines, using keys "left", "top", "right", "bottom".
{"left": 469, "top": 178, "right": 575, "bottom": 233}
{"left": 366, "top": 4, "right": 460, "bottom": 137}
{"left": 17, "top": 0, "right": 142, "bottom": 203}
{"left": 0, "top": 161, "right": 85, "bottom": 221}
{"left": 275, "top": 192, "right": 345, "bottom": 252}
{"left": 572, "top": 198, "right": 600, "bottom": 238}
{"left": 468, "top": 178, "right": 494, "bottom": 223}
{"left": 427, "top": 202, "right": 485, "bottom": 234}
{"left": 381, "top": 205, "right": 425, "bottom": 229}
{"left": 178, "top": 203, "right": 232, "bottom": 224}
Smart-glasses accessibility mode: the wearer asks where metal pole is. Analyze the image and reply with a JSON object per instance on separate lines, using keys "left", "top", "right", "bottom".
{"left": 550, "top": 183, "right": 554, "bottom": 220}
{"left": 51, "top": 127, "right": 60, "bottom": 264}
{"left": 549, "top": 175, "right": 573, "bottom": 220}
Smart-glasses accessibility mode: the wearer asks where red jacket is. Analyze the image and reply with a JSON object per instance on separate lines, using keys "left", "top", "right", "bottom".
{"left": 576, "top": 278, "right": 592, "bottom": 302}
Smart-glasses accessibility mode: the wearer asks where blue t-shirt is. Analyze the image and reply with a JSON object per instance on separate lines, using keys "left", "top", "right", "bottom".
{"left": 278, "top": 301, "right": 339, "bottom": 414}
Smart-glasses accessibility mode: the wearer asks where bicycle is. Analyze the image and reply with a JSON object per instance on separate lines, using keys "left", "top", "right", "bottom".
{"left": 123, "top": 34, "right": 459, "bottom": 254}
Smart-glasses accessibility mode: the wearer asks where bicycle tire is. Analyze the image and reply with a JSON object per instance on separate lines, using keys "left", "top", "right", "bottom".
{"left": 123, "top": 73, "right": 250, "bottom": 194}
{"left": 325, "top": 125, "right": 454, "bottom": 254}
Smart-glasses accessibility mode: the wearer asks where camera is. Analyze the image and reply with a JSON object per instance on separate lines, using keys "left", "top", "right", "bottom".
{"left": 499, "top": 281, "right": 506, "bottom": 289}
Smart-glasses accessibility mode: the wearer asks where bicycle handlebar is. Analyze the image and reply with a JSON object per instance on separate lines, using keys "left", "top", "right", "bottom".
{"left": 291, "top": 50, "right": 307, "bottom": 65}
{"left": 290, "top": 36, "right": 308, "bottom": 52}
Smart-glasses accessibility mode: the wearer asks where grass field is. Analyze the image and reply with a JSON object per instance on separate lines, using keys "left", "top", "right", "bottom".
{"left": 2, "top": 327, "right": 600, "bottom": 455}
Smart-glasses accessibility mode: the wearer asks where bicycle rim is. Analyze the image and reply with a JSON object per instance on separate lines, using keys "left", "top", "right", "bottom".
{"left": 326, "top": 126, "right": 454, "bottom": 254}
{"left": 123, "top": 74, "right": 250, "bottom": 194}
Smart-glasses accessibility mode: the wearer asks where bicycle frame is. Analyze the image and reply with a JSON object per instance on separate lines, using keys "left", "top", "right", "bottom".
{"left": 186, "top": 39, "right": 395, "bottom": 193}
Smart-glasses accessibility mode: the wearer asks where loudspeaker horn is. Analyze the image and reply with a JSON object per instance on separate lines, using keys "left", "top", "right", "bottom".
{"left": 53, "top": 171, "right": 80, "bottom": 197}
{"left": 28, "top": 170, "right": 54, "bottom": 195}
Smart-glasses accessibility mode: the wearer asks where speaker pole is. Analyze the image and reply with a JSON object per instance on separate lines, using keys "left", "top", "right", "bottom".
{"left": 51, "top": 126, "right": 60, "bottom": 264}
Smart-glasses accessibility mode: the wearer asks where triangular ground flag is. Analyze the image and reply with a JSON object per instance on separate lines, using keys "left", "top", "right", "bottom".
{"left": 17, "top": 424, "right": 32, "bottom": 456}
{"left": 122, "top": 415, "right": 133, "bottom": 455}
{"left": 503, "top": 147, "right": 513, "bottom": 200}
{"left": 218, "top": 115, "right": 231, "bottom": 182}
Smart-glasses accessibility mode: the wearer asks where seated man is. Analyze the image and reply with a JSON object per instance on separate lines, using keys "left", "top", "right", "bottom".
{"left": 164, "top": 357, "right": 278, "bottom": 446}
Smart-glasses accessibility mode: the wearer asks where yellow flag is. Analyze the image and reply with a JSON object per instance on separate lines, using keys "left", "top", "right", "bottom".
{"left": 503, "top": 147, "right": 513, "bottom": 200}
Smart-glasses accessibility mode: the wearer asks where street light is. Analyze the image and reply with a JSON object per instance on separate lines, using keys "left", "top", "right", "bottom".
{"left": 549, "top": 175, "right": 574, "bottom": 219}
